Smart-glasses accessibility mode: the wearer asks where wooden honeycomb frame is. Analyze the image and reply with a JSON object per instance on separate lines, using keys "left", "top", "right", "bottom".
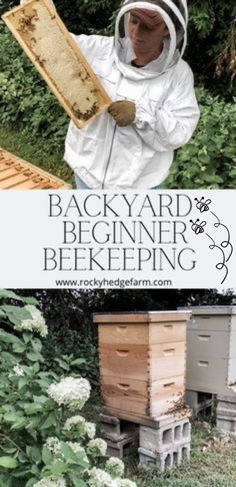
{"left": 2, "top": 0, "right": 111, "bottom": 128}
{"left": 0, "top": 148, "right": 71, "bottom": 189}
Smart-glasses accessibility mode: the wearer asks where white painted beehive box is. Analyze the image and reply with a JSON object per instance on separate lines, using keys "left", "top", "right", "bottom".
{"left": 185, "top": 306, "right": 236, "bottom": 396}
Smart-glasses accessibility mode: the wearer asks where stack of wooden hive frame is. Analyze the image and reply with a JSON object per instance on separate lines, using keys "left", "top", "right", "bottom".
{"left": 0, "top": 148, "right": 70, "bottom": 189}
{"left": 184, "top": 306, "right": 236, "bottom": 432}
{"left": 93, "top": 311, "right": 192, "bottom": 471}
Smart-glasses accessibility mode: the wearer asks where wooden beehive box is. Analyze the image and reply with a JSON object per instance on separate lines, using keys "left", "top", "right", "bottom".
{"left": 0, "top": 148, "right": 71, "bottom": 189}
{"left": 93, "top": 311, "right": 191, "bottom": 426}
{"left": 184, "top": 306, "right": 236, "bottom": 396}
{"left": 2, "top": 0, "right": 111, "bottom": 128}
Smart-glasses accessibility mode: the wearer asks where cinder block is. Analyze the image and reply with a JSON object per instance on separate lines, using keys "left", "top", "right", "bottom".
{"left": 138, "top": 442, "right": 191, "bottom": 472}
{"left": 217, "top": 401, "right": 236, "bottom": 411}
{"left": 100, "top": 413, "right": 138, "bottom": 440}
{"left": 186, "top": 390, "right": 213, "bottom": 416}
{"left": 106, "top": 433, "right": 138, "bottom": 459}
{"left": 218, "top": 394, "right": 236, "bottom": 403}
{"left": 216, "top": 394, "right": 236, "bottom": 423}
{"left": 139, "top": 418, "right": 191, "bottom": 453}
{"left": 216, "top": 416, "right": 236, "bottom": 434}
{"left": 217, "top": 408, "right": 236, "bottom": 418}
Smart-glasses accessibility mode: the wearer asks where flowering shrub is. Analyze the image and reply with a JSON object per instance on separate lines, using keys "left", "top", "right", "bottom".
{"left": 48, "top": 377, "right": 91, "bottom": 410}
{"left": 0, "top": 290, "right": 137, "bottom": 487}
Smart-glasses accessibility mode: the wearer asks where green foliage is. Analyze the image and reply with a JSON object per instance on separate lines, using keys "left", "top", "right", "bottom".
{"left": 167, "top": 87, "right": 236, "bottom": 189}
{"left": 0, "top": 24, "right": 68, "bottom": 153}
{"left": 0, "top": 290, "right": 135, "bottom": 487}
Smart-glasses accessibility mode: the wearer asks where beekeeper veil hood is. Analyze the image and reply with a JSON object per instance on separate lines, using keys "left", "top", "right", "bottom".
{"left": 114, "top": 0, "right": 188, "bottom": 79}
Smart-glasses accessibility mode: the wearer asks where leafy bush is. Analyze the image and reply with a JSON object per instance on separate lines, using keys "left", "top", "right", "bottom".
{"left": 0, "top": 290, "right": 137, "bottom": 487}
{"left": 167, "top": 87, "right": 236, "bottom": 188}
{"left": 0, "top": 24, "right": 68, "bottom": 153}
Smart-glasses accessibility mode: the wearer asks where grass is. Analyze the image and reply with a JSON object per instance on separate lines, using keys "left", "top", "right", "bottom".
{"left": 0, "top": 124, "right": 74, "bottom": 186}
{"left": 126, "top": 422, "right": 236, "bottom": 487}
{"left": 85, "top": 399, "right": 236, "bottom": 487}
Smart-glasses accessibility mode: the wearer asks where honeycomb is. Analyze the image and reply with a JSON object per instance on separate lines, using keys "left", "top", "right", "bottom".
{"left": 3, "top": 0, "right": 110, "bottom": 127}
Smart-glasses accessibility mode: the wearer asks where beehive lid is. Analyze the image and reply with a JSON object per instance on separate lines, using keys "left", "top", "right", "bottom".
{"left": 180, "top": 306, "right": 236, "bottom": 316}
{"left": 93, "top": 310, "right": 192, "bottom": 324}
{"left": 0, "top": 148, "right": 71, "bottom": 189}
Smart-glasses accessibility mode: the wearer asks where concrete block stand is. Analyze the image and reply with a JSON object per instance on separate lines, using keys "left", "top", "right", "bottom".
{"left": 186, "top": 390, "right": 214, "bottom": 417}
{"left": 138, "top": 414, "right": 191, "bottom": 472}
{"left": 217, "top": 394, "right": 236, "bottom": 433}
{"left": 100, "top": 413, "right": 139, "bottom": 459}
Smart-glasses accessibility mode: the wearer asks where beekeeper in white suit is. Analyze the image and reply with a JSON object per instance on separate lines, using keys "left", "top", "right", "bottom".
{"left": 21, "top": 0, "right": 200, "bottom": 189}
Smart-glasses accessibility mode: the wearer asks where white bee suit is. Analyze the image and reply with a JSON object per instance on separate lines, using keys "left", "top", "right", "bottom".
{"left": 22, "top": 0, "right": 200, "bottom": 188}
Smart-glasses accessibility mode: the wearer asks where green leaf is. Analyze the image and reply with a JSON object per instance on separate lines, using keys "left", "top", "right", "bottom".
{"left": 26, "top": 446, "right": 41, "bottom": 464}
{"left": 26, "top": 352, "right": 43, "bottom": 362}
{"left": 0, "top": 456, "right": 18, "bottom": 469}
{"left": 24, "top": 403, "right": 43, "bottom": 415}
{"left": 3, "top": 413, "right": 23, "bottom": 424}
{"left": 22, "top": 333, "right": 32, "bottom": 344}
{"left": 1, "top": 351, "right": 18, "bottom": 364}
{"left": 54, "top": 358, "right": 70, "bottom": 371}
{"left": 71, "top": 358, "right": 86, "bottom": 366}
{"left": 11, "top": 418, "right": 28, "bottom": 430}
{"left": 60, "top": 443, "right": 89, "bottom": 468}
{"left": 1, "top": 448, "right": 17, "bottom": 455}
{"left": 12, "top": 342, "right": 26, "bottom": 354}
{"left": 69, "top": 475, "right": 87, "bottom": 487}
{"left": 31, "top": 464, "right": 40, "bottom": 475}
{"left": 33, "top": 395, "right": 48, "bottom": 404}
{"left": 41, "top": 412, "right": 56, "bottom": 429}
{"left": 0, "top": 290, "right": 25, "bottom": 302}
{"left": 27, "top": 416, "right": 42, "bottom": 430}
{"left": 31, "top": 339, "right": 42, "bottom": 353}
{"left": 32, "top": 362, "right": 41, "bottom": 374}
{"left": 26, "top": 479, "right": 38, "bottom": 487}
{"left": 0, "top": 329, "right": 23, "bottom": 346}
{"left": 60, "top": 442, "right": 78, "bottom": 464}
{"left": 1, "top": 306, "right": 32, "bottom": 326}
{"left": 18, "top": 378, "right": 29, "bottom": 391}
{"left": 42, "top": 447, "right": 53, "bottom": 466}
{"left": 23, "top": 297, "right": 38, "bottom": 306}
{"left": 47, "top": 461, "right": 68, "bottom": 475}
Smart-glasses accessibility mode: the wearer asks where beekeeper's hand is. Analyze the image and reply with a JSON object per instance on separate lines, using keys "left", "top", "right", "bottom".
{"left": 108, "top": 100, "right": 136, "bottom": 127}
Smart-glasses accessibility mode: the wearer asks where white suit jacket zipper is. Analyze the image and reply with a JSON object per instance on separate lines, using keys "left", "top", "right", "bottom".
{"left": 102, "top": 123, "right": 117, "bottom": 189}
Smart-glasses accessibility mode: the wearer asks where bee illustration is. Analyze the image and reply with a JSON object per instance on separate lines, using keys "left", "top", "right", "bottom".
{"left": 194, "top": 197, "right": 212, "bottom": 213}
{"left": 190, "top": 219, "right": 207, "bottom": 235}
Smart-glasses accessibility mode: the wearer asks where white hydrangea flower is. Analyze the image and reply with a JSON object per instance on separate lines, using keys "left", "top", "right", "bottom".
{"left": 106, "top": 480, "right": 137, "bottom": 487}
{"left": 106, "top": 457, "right": 125, "bottom": 478}
{"left": 63, "top": 414, "right": 86, "bottom": 431}
{"left": 15, "top": 305, "right": 48, "bottom": 338}
{"left": 45, "top": 437, "right": 61, "bottom": 455}
{"left": 33, "top": 477, "right": 66, "bottom": 487}
{"left": 47, "top": 377, "right": 91, "bottom": 410}
{"left": 66, "top": 442, "right": 88, "bottom": 462}
{"left": 84, "top": 421, "right": 96, "bottom": 439}
{"left": 87, "top": 438, "right": 107, "bottom": 456}
{"left": 88, "top": 467, "right": 113, "bottom": 487}
{"left": 13, "top": 365, "right": 25, "bottom": 377}
{"left": 118, "top": 480, "right": 137, "bottom": 487}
